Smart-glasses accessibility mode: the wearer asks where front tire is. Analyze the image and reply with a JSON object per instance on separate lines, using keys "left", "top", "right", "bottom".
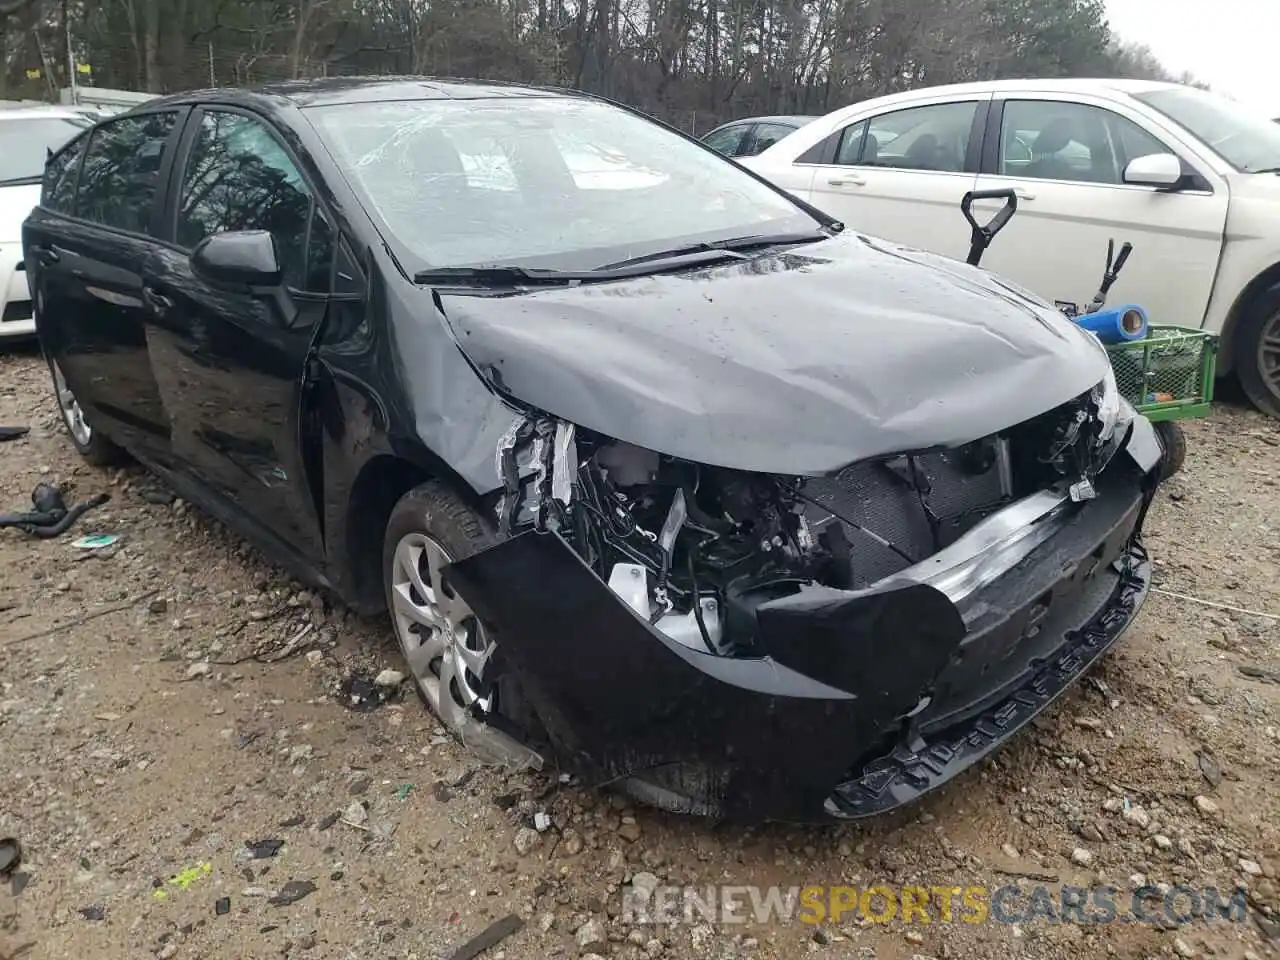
{"left": 382, "top": 481, "right": 541, "bottom": 766}
{"left": 1235, "top": 292, "right": 1280, "bottom": 419}
{"left": 1154, "top": 421, "right": 1187, "bottom": 481}
{"left": 48, "top": 356, "right": 127, "bottom": 467}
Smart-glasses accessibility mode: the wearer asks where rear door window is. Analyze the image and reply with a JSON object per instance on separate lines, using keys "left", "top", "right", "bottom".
{"left": 858, "top": 101, "right": 980, "bottom": 172}
{"left": 75, "top": 112, "right": 179, "bottom": 233}
{"left": 834, "top": 120, "right": 870, "bottom": 165}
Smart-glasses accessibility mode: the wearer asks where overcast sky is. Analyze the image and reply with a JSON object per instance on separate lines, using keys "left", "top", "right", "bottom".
{"left": 1105, "top": 0, "right": 1280, "bottom": 116}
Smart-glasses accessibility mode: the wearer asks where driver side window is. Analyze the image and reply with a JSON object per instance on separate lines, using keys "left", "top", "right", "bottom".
{"left": 177, "top": 110, "right": 318, "bottom": 290}
{"left": 998, "top": 100, "right": 1174, "bottom": 185}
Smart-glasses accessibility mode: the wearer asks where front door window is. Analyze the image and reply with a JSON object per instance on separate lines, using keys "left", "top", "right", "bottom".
{"left": 998, "top": 100, "right": 1174, "bottom": 184}
{"left": 177, "top": 110, "right": 316, "bottom": 289}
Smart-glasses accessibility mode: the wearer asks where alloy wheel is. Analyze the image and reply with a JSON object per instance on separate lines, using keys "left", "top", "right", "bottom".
{"left": 1260, "top": 310, "right": 1280, "bottom": 399}
{"left": 389, "top": 532, "right": 497, "bottom": 730}
{"left": 51, "top": 360, "right": 91, "bottom": 446}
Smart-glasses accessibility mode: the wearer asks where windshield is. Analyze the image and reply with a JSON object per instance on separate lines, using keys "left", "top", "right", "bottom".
{"left": 0, "top": 116, "right": 93, "bottom": 183}
{"left": 306, "top": 96, "right": 822, "bottom": 271}
{"left": 1133, "top": 87, "right": 1280, "bottom": 173}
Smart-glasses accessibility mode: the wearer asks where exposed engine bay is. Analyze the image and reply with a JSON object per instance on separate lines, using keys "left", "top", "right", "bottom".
{"left": 494, "top": 381, "right": 1130, "bottom": 657}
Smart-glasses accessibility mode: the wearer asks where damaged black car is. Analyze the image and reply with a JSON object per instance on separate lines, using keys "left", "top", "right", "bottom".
{"left": 25, "top": 78, "right": 1166, "bottom": 823}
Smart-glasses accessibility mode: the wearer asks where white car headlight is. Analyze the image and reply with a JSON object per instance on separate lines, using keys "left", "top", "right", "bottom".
{"left": 1073, "top": 323, "right": 1132, "bottom": 446}
{"left": 1093, "top": 365, "right": 1138, "bottom": 464}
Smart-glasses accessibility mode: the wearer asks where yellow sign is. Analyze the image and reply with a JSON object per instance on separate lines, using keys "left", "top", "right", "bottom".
{"left": 25, "top": 68, "right": 41, "bottom": 80}
{"left": 76, "top": 63, "right": 92, "bottom": 75}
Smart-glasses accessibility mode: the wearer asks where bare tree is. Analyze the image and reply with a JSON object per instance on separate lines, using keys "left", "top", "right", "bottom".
{"left": 15, "top": 0, "right": 1190, "bottom": 130}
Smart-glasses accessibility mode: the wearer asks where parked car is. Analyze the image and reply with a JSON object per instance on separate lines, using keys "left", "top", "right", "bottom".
{"left": 26, "top": 78, "right": 1164, "bottom": 822}
{"left": 739, "top": 79, "right": 1280, "bottom": 419}
{"left": 700, "top": 114, "right": 818, "bottom": 158}
{"left": 0, "top": 106, "right": 95, "bottom": 339}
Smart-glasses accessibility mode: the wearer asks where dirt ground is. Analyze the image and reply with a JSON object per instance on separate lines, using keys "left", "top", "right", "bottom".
{"left": 1, "top": 344, "right": 1278, "bottom": 960}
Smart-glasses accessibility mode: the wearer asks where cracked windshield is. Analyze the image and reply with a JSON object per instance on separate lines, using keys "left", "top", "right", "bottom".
{"left": 309, "top": 97, "right": 817, "bottom": 270}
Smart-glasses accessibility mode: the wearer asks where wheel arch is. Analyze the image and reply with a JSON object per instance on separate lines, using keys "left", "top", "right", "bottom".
{"left": 339, "top": 443, "right": 492, "bottom": 616}
{"left": 1219, "top": 260, "right": 1280, "bottom": 373}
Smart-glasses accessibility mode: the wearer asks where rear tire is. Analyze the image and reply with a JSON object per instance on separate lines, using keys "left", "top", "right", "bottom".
{"left": 1235, "top": 293, "right": 1280, "bottom": 419}
{"left": 47, "top": 356, "right": 127, "bottom": 467}
{"left": 1154, "top": 421, "right": 1187, "bottom": 482}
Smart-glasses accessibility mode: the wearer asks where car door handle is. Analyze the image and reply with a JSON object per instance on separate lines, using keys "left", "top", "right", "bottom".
{"left": 827, "top": 175, "right": 866, "bottom": 187}
{"left": 141, "top": 285, "right": 173, "bottom": 315}
{"left": 1013, "top": 188, "right": 1035, "bottom": 201}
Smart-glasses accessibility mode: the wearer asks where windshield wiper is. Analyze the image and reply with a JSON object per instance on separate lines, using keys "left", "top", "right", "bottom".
{"left": 414, "top": 245, "right": 780, "bottom": 287}
{"left": 596, "top": 230, "right": 830, "bottom": 271}
{"left": 413, "top": 265, "right": 596, "bottom": 286}
{"left": 1248, "top": 166, "right": 1280, "bottom": 174}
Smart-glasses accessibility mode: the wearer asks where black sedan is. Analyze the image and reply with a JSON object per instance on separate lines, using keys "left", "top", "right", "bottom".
{"left": 24, "top": 78, "right": 1165, "bottom": 823}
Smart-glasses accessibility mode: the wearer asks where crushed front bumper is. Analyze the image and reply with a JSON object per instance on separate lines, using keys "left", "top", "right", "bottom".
{"left": 446, "top": 418, "right": 1163, "bottom": 823}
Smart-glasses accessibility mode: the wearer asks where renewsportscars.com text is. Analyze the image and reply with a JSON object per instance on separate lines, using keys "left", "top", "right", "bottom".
{"left": 622, "top": 883, "right": 1251, "bottom": 927}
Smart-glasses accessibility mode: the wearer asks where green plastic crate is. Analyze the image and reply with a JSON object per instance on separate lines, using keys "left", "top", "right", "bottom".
{"left": 1105, "top": 324, "right": 1218, "bottom": 423}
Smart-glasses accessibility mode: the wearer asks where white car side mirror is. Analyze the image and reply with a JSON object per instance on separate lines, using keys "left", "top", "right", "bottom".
{"left": 1123, "top": 153, "right": 1183, "bottom": 188}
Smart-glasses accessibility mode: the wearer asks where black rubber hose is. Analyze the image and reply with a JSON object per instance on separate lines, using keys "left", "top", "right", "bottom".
{"left": 686, "top": 547, "right": 717, "bottom": 654}
{"left": 0, "top": 510, "right": 61, "bottom": 528}
{"left": 7, "top": 493, "right": 110, "bottom": 539}
{"left": 24, "top": 494, "right": 109, "bottom": 538}
{"left": 680, "top": 482, "right": 733, "bottom": 534}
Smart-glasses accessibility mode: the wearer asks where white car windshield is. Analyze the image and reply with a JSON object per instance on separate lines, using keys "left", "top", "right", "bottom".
{"left": 0, "top": 116, "right": 93, "bottom": 184}
{"left": 307, "top": 96, "right": 821, "bottom": 271}
{"left": 1134, "top": 87, "right": 1280, "bottom": 173}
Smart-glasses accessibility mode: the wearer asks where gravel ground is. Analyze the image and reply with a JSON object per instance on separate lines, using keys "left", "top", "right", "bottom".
{"left": 1, "top": 345, "right": 1278, "bottom": 960}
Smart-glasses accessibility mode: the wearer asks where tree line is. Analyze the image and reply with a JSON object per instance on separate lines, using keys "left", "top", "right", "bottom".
{"left": 0, "top": 0, "right": 1202, "bottom": 132}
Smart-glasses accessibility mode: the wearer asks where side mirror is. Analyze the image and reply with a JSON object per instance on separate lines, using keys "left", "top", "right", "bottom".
{"left": 190, "top": 229, "right": 297, "bottom": 326}
{"left": 1123, "top": 153, "right": 1183, "bottom": 189}
{"left": 190, "top": 230, "right": 282, "bottom": 288}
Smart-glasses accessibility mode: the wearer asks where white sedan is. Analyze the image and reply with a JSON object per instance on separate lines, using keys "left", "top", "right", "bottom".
{"left": 739, "top": 79, "right": 1280, "bottom": 417}
{"left": 0, "top": 106, "right": 95, "bottom": 341}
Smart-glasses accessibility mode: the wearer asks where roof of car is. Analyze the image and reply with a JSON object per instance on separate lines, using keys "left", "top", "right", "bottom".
{"left": 136, "top": 76, "right": 583, "bottom": 112}
{"left": 714, "top": 114, "right": 819, "bottom": 128}
{"left": 853, "top": 77, "right": 1182, "bottom": 104}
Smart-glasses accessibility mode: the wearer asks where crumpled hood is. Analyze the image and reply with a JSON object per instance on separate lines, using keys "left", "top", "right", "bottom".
{"left": 438, "top": 231, "right": 1110, "bottom": 474}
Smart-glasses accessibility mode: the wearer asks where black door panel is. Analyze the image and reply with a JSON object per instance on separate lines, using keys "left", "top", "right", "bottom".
{"left": 145, "top": 106, "right": 332, "bottom": 559}
{"left": 29, "top": 111, "right": 182, "bottom": 463}
{"left": 146, "top": 244, "right": 325, "bottom": 556}
{"left": 67, "top": 232, "right": 169, "bottom": 452}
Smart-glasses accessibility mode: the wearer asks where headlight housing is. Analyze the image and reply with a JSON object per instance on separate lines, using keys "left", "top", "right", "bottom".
{"left": 1074, "top": 322, "right": 1133, "bottom": 448}
{"left": 1095, "top": 363, "right": 1122, "bottom": 444}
